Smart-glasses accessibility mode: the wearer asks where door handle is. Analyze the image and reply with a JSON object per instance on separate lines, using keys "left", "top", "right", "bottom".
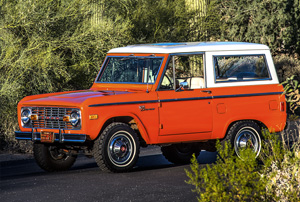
{"left": 201, "top": 90, "right": 212, "bottom": 94}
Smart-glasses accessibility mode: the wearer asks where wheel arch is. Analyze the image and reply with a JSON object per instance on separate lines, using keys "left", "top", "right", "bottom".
{"left": 222, "top": 119, "right": 267, "bottom": 140}
{"left": 97, "top": 115, "right": 150, "bottom": 146}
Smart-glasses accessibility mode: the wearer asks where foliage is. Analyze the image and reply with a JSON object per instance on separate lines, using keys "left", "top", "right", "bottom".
{"left": 188, "top": 0, "right": 222, "bottom": 41}
{"left": 0, "top": 0, "right": 299, "bottom": 153}
{"left": 186, "top": 141, "right": 266, "bottom": 202}
{"left": 273, "top": 54, "right": 300, "bottom": 83}
{"left": 0, "top": 0, "right": 133, "bottom": 151}
{"left": 105, "top": 0, "right": 196, "bottom": 43}
{"left": 262, "top": 125, "right": 300, "bottom": 201}
{"left": 282, "top": 75, "right": 300, "bottom": 114}
{"left": 0, "top": 0, "right": 207, "bottom": 151}
{"left": 186, "top": 128, "right": 300, "bottom": 202}
{"left": 216, "top": 0, "right": 300, "bottom": 56}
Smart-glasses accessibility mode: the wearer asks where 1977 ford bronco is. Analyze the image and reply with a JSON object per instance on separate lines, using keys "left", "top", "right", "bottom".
{"left": 15, "top": 42, "right": 287, "bottom": 172}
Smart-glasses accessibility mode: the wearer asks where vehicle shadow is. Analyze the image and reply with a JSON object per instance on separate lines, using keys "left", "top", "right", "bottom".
{"left": 0, "top": 151, "right": 217, "bottom": 181}
{"left": 133, "top": 151, "right": 217, "bottom": 172}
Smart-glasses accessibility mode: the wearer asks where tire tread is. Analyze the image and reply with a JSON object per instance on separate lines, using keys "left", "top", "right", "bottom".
{"left": 93, "top": 122, "right": 140, "bottom": 172}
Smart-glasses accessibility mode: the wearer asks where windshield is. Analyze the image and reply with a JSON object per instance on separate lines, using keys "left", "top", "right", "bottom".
{"left": 97, "top": 56, "right": 163, "bottom": 84}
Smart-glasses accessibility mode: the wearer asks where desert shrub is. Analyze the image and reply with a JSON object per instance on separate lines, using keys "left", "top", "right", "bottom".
{"left": 274, "top": 55, "right": 300, "bottom": 83}
{"left": 281, "top": 75, "right": 300, "bottom": 115}
{"left": 186, "top": 128, "right": 300, "bottom": 202}
{"left": 0, "top": 0, "right": 133, "bottom": 152}
{"left": 262, "top": 124, "right": 300, "bottom": 201}
{"left": 186, "top": 142, "right": 266, "bottom": 202}
{"left": 216, "top": 0, "right": 300, "bottom": 56}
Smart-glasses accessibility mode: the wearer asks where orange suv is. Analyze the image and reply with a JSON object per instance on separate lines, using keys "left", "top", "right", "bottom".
{"left": 15, "top": 42, "right": 287, "bottom": 172}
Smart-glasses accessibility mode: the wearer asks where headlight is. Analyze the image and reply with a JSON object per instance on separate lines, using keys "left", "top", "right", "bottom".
{"left": 21, "top": 108, "right": 31, "bottom": 125}
{"left": 70, "top": 110, "right": 81, "bottom": 127}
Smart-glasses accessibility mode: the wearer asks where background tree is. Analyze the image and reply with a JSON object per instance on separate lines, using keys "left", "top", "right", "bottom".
{"left": 105, "top": 0, "right": 196, "bottom": 43}
{"left": 0, "top": 0, "right": 133, "bottom": 150}
{"left": 0, "top": 0, "right": 299, "bottom": 151}
{"left": 217, "top": 0, "right": 300, "bottom": 56}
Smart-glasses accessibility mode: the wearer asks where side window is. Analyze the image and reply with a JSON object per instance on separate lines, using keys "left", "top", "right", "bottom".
{"left": 159, "top": 54, "right": 204, "bottom": 90}
{"left": 214, "top": 55, "right": 271, "bottom": 82}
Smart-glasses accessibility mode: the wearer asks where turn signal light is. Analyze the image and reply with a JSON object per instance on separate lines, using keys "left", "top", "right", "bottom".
{"left": 89, "top": 114, "right": 98, "bottom": 120}
{"left": 30, "top": 114, "right": 38, "bottom": 121}
{"left": 63, "top": 115, "right": 70, "bottom": 122}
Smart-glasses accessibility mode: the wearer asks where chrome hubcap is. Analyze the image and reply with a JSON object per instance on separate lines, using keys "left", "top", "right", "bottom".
{"left": 234, "top": 127, "right": 261, "bottom": 158}
{"left": 108, "top": 132, "right": 134, "bottom": 166}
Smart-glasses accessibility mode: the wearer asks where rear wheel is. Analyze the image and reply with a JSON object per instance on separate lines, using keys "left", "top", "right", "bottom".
{"left": 161, "top": 143, "right": 200, "bottom": 164}
{"left": 93, "top": 122, "right": 140, "bottom": 172}
{"left": 33, "top": 143, "right": 77, "bottom": 172}
{"left": 225, "top": 121, "right": 262, "bottom": 158}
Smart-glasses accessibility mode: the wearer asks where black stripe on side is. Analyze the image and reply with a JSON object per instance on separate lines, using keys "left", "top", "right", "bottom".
{"left": 160, "top": 96, "right": 212, "bottom": 103}
{"left": 88, "top": 100, "right": 158, "bottom": 107}
{"left": 88, "top": 92, "right": 282, "bottom": 107}
{"left": 213, "top": 92, "right": 282, "bottom": 99}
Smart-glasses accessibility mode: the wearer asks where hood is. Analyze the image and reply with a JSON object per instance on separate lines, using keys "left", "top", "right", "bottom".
{"left": 21, "top": 90, "right": 133, "bottom": 106}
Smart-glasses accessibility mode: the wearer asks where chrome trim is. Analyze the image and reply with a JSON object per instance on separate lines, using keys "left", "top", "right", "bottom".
{"left": 21, "top": 108, "right": 32, "bottom": 127}
{"left": 215, "top": 78, "right": 272, "bottom": 83}
{"left": 70, "top": 109, "right": 81, "bottom": 127}
{"left": 15, "top": 131, "right": 86, "bottom": 143}
{"left": 21, "top": 107, "right": 81, "bottom": 130}
{"left": 234, "top": 127, "right": 261, "bottom": 158}
{"left": 108, "top": 131, "right": 134, "bottom": 166}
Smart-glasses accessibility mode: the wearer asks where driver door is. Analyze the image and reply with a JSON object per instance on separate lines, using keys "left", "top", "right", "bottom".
{"left": 157, "top": 54, "right": 213, "bottom": 138}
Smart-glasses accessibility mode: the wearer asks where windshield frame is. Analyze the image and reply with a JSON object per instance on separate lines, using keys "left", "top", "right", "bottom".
{"left": 95, "top": 55, "right": 164, "bottom": 85}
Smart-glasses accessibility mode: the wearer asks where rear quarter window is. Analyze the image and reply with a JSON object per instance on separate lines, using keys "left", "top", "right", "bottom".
{"left": 214, "top": 55, "right": 271, "bottom": 82}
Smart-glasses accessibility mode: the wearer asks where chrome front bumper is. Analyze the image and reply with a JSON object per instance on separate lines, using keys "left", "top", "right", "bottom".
{"left": 15, "top": 131, "right": 86, "bottom": 143}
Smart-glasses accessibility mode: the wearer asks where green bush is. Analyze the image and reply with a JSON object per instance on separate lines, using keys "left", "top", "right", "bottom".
{"left": 186, "top": 142, "right": 266, "bottom": 202}
{"left": 282, "top": 75, "right": 300, "bottom": 115}
{"left": 0, "top": 0, "right": 133, "bottom": 152}
{"left": 186, "top": 129, "right": 300, "bottom": 202}
{"left": 216, "top": 0, "right": 300, "bottom": 56}
{"left": 0, "top": 0, "right": 200, "bottom": 152}
{"left": 262, "top": 125, "right": 300, "bottom": 201}
{"left": 274, "top": 55, "right": 300, "bottom": 83}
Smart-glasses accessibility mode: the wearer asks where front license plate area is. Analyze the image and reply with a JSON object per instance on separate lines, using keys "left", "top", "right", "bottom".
{"left": 40, "top": 131, "right": 55, "bottom": 143}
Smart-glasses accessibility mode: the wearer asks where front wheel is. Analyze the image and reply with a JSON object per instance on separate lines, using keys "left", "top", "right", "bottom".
{"left": 33, "top": 143, "right": 77, "bottom": 172}
{"left": 93, "top": 122, "right": 140, "bottom": 172}
{"left": 161, "top": 143, "right": 200, "bottom": 164}
{"left": 226, "top": 121, "right": 262, "bottom": 158}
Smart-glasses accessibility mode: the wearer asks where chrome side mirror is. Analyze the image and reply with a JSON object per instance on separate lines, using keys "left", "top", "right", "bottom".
{"left": 176, "top": 82, "right": 189, "bottom": 92}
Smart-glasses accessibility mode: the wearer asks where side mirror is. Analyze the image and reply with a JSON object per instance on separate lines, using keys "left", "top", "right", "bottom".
{"left": 176, "top": 82, "right": 189, "bottom": 92}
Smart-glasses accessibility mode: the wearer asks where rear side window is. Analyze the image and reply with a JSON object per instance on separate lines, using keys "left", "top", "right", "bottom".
{"left": 214, "top": 55, "right": 271, "bottom": 82}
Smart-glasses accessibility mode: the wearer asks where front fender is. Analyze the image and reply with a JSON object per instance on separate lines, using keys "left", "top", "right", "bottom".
{"left": 87, "top": 112, "right": 151, "bottom": 144}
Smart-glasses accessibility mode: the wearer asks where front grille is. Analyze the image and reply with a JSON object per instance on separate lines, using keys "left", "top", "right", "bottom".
{"left": 31, "top": 107, "right": 77, "bottom": 129}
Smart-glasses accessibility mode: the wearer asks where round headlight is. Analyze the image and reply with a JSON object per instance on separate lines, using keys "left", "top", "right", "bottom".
{"left": 21, "top": 108, "right": 31, "bottom": 125}
{"left": 70, "top": 110, "right": 81, "bottom": 126}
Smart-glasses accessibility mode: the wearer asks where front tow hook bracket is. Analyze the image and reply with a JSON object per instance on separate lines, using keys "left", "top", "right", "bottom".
{"left": 59, "top": 129, "right": 63, "bottom": 143}
{"left": 31, "top": 128, "right": 36, "bottom": 142}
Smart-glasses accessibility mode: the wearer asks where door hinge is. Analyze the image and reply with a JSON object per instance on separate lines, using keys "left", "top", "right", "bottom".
{"left": 159, "top": 124, "right": 163, "bottom": 129}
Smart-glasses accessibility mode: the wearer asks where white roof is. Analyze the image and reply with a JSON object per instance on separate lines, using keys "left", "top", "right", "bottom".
{"left": 108, "top": 42, "right": 269, "bottom": 54}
